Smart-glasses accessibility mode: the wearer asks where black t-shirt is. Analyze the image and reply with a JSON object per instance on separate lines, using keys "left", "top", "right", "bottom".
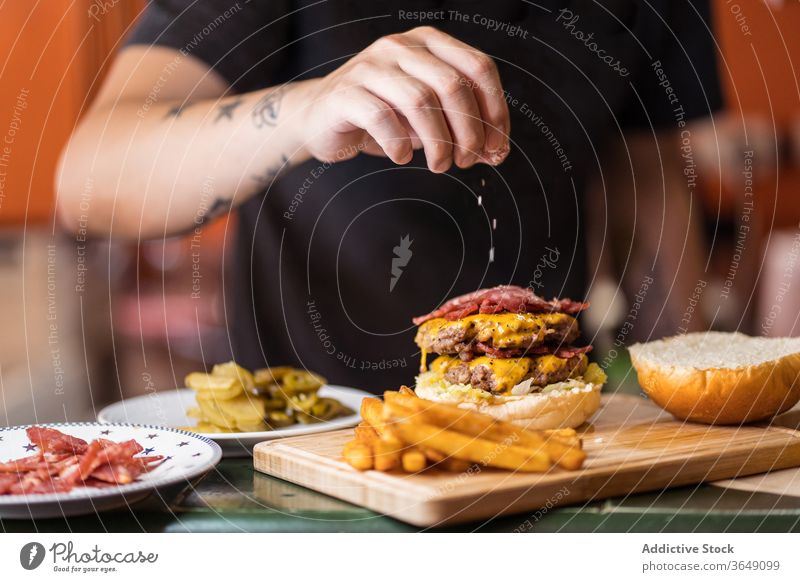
{"left": 127, "top": 0, "right": 721, "bottom": 392}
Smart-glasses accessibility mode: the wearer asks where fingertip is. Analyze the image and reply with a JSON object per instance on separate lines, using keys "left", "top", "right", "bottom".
{"left": 455, "top": 150, "right": 479, "bottom": 169}
{"left": 482, "top": 144, "right": 510, "bottom": 166}
{"left": 395, "top": 146, "right": 414, "bottom": 165}
{"left": 482, "top": 126, "right": 510, "bottom": 166}
{"left": 429, "top": 158, "right": 452, "bottom": 173}
{"left": 485, "top": 125, "right": 508, "bottom": 153}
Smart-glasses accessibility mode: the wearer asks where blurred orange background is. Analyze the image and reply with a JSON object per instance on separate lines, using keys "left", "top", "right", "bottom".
{"left": 0, "top": 0, "right": 143, "bottom": 224}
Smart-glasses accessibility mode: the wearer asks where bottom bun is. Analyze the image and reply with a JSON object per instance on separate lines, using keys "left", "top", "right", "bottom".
{"left": 414, "top": 378, "right": 602, "bottom": 430}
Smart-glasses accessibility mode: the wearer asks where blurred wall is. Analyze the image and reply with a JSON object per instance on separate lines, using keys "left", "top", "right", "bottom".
{"left": 710, "top": 0, "right": 800, "bottom": 335}
{"left": 0, "top": 0, "right": 144, "bottom": 224}
{"left": 584, "top": 1, "right": 800, "bottom": 353}
{"left": 0, "top": 1, "right": 144, "bottom": 424}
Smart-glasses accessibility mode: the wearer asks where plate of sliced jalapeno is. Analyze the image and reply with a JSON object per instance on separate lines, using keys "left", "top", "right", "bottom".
{"left": 97, "top": 362, "right": 369, "bottom": 457}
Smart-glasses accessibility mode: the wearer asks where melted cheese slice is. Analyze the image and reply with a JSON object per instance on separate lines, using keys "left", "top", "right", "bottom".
{"left": 416, "top": 312, "right": 576, "bottom": 350}
{"left": 430, "top": 353, "right": 586, "bottom": 394}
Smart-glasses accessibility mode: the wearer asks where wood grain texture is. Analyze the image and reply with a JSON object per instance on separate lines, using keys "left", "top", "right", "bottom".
{"left": 254, "top": 393, "right": 800, "bottom": 527}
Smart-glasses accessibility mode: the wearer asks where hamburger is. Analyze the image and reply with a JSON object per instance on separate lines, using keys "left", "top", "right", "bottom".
{"left": 412, "top": 285, "right": 606, "bottom": 430}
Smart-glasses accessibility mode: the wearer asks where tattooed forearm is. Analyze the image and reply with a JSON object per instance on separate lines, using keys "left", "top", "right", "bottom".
{"left": 251, "top": 154, "right": 289, "bottom": 189}
{"left": 174, "top": 197, "right": 234, "bottom": 236}
{"left": 205, "top": 197, "right": 233, "bottom": 220}
{"left": 252, "top": 87, "right": 286, "bottom": 129}
{"left": 214, "top": 98, "right": 243, "bottom": 123}
{"left": 164, "top": 101, "right": 193, "bottom": 119}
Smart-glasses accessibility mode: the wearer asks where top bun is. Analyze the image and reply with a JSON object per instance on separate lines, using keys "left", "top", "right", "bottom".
{"left": 629, "top": 331, "right": 800, "bottom": 425}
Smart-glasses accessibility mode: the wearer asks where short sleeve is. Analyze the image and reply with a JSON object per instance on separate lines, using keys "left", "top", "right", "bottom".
{"left": 125, "top": 0, "right": 292, "bottom": 92}
{"left": 621, "top": 0, "right": 723, "bottom": 128}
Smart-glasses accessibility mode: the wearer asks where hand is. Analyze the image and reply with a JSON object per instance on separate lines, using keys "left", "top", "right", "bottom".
{"left": 294, "top": 26, "right": 510, "bottom": 173}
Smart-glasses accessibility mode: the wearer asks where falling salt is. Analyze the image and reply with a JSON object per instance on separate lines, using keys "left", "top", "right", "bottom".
{"left": 492, "top": 218, "right": 497, "bottom": 230}
{"left": 480, "top": 178, "right": 486, "bottom": 187}
{"left": 489, "top": 247, "right": 495, "bottom": 263}
{"left": 477, "top": 195, "right": 482, "bottom": 206}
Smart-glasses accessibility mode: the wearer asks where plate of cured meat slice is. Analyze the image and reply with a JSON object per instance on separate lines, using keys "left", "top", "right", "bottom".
{"left": 0, "top": 423, "right": 221, "bottom": 519}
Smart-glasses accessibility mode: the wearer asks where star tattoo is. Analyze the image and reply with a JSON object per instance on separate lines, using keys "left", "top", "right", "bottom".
{"left": 165, "top": 102, "right": 192, "bottom": 118}
{"left": 214, "top": 98, "right": 243, "bottom": 123}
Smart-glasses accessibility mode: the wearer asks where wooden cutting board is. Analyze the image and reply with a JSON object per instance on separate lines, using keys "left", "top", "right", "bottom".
{"left": 253, "top": 393, "right": 800, "bottom": 527}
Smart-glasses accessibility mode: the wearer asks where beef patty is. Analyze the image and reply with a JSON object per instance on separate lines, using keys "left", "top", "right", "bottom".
{"left": 431, "top": 353, "right": 588, "bottom": 393}
{"left": 415, "top": 312, "right": 579, "bottom": 357}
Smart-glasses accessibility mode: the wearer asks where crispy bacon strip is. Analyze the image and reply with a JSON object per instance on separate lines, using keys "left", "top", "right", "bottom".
{"left": 472, "top": 342, "right": 520, "bottom": 359}
{"left": 0, "top": 474, "right": 17, "bottom": 494}
{"left": 0, "top": 453, "right": 44, "bottom": 473}
{"left": 412, "top": 285, "right": 589, "bottom": 325}
{"left": 466, "top": 342, "right": 593, "bottom": 360}
{"left": 528, "top": 344, "right": 594, "bottom": 358}
{"left": 90, "top": 462, "right": 139, "bottom": 485}
{"left": 81, "top": 477, "right": 118, "bottom": 489}
{"left": 76, "top": 440, "right": 104, "bottom": 482}
{"left": 90, "top": 456, "right": 166, "bottom": 485}
{"left": 10, "top": 474, "right": 73, "bottom": 495}
{"left": 26, "top": 426, "right": 88, "bottom": 455}
{"left": 1, "top": 427, "right": 163, "bottom": 496}
{"left": 133, "top": 455, "right": 166, "bottom": 472}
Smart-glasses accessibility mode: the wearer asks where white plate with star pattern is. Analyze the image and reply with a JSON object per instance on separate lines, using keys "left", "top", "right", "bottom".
{"left": 0, "top": 423, "right": 221, "bottom": 519}
{"left": 97, "top": 385, "right": 369, "bottom": 457}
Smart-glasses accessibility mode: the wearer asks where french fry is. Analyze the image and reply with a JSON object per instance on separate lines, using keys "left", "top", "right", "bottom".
{"left": 416, "top": 445, "right": 465, "bottom": 471}
{"left": 386, "top": 420, "right": 551, "bottom": 472}
{"left": 546, "top": 427, "right": 577, "bottom": 438}
{"left": 352, "top": 415, "right": 430, "bottom": 473}
{"left": 345, "top": 390, "right": 587, "bottom": 473}
{"left": 384, "top": 392, "right": 585, "bottom": 470}
{"left": 354, "top": 423, "right": 380, "bottom": 443}
{"left": 419, "top": 446, "right": 445, "bottom": 463}
{"left": 342, "top": 440, "right": 373, "bottom": 471}
{"left": 401, "top": 450, "right": 427, "bottom": 473}
{"left": 382, "top": 398, "right": 471, "bottom": 472}
{"left": 372, "top": 439, "right": 402, "bottom": 472}
{"left": 544, "top": 428, "right": 582, "bottom": 449}
{"left": 360, "top": 397, "right": 386, "bottom": 435}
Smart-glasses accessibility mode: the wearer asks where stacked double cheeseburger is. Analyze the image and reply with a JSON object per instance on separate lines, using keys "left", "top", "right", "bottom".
{"left": 413, "top": 285, "right": 606, "bottom": 429}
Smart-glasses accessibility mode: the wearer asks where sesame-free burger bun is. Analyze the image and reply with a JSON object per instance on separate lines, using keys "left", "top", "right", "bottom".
{"left": 629, "top": 331, "right": 800, "bottom": 425}
{"left": 414, "top": 376, "right": 602, "bottom": 430}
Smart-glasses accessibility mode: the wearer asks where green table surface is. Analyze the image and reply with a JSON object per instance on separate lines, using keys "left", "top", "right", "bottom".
{"left": 4, "top": 355, "right": 800, "bottom": 533}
